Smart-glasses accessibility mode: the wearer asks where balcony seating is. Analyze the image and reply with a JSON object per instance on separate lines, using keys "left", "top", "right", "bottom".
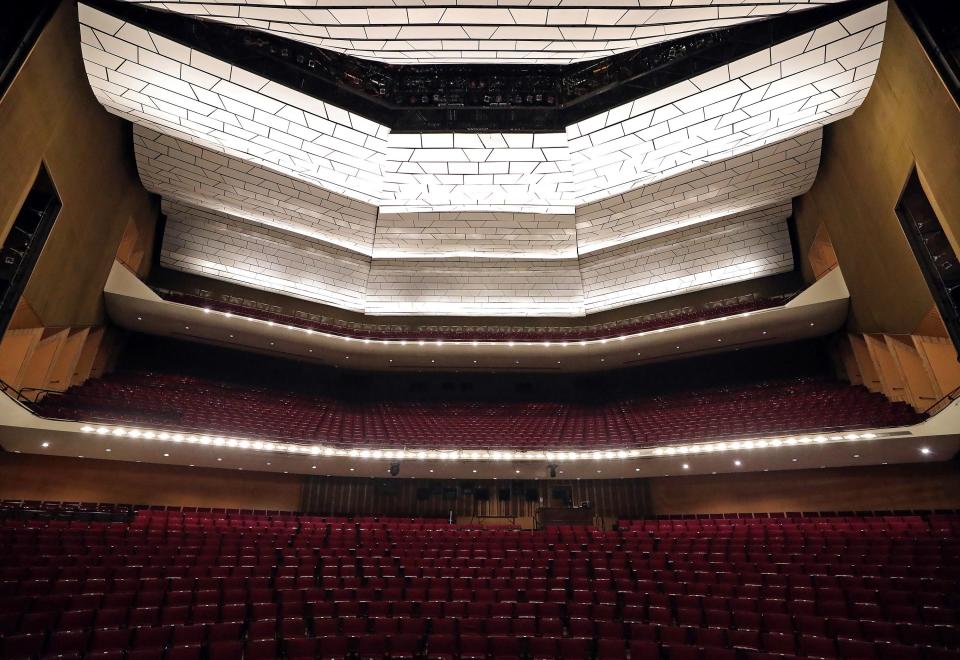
{"left": 157, "top": 290, "right": 797, "bottom": 343}
{"left": 0, "top": 505, "right": 957, "bottom": 659}
{"left": 35, "top": 371, "right": 922, "bottom": 449}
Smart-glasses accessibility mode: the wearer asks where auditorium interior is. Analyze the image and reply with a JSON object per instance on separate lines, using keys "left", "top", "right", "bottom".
{"left": 0, "top": 0, "right": 958, "bottom": 658}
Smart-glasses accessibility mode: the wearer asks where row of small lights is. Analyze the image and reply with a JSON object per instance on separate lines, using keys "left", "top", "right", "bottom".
{"left": 137, "top": 306, "right": 809, "bottom": 348}
{"left": 78, "top": 424, "right": 877, "bottom": 463}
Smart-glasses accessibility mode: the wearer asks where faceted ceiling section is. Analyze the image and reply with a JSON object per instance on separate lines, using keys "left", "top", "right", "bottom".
{"left": 117, "top": 0, "right": 840, "bottom": 64}
{"left": 134, "top": 127, "right": 379, "bottom": 254}
{"left": 76, "top": 2, "right": 887, "bottom": 316}
{"left": 80, "top": 2, "right": 885, "bottom": 213}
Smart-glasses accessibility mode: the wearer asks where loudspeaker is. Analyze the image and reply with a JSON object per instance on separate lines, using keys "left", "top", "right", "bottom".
{"left": 548, "top": 464, "right": 557, "bottom": 478}
{"left": 389, "top": 462, "right": 400, "bottom": 477}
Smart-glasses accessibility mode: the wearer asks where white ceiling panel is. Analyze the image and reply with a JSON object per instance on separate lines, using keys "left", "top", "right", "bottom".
{"left": 115, "top": 0, "right": 844, "bottom": 64}
{"left": 76, "top": 2, "right": 886, "bottom": 316}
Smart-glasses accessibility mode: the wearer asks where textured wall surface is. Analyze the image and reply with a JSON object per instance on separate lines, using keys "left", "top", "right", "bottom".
{"left": 580, "top": 204, "right": 794, "bottom": 313}
{"left": 365, "top": 257, "right": 584, "bottom": 316}
{"left": 162, "top": 200, "right": 371, "bottom": 310}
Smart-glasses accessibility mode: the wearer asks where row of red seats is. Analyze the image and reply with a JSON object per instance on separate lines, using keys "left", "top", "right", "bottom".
{"left": 35, "top": 374, "right": 922, "bottom": 449}
{"left": 1, "top": 509, "right": 957, "bottom": 659}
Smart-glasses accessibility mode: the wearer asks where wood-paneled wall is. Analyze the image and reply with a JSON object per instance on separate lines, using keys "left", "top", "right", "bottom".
{"left": 0, "top": 453, "right": 303, "bottom": 511}
{"left": 0, "top": 1, "right": 158, "bottom": 331}
{"left": 646, "top": 462, "right": 960, "bottom": 516}
{"left": 2, "top": 453, "right": 958, "bottom": 520}
{"left": 794, "top": 1, "right": 960, "bottom": 335}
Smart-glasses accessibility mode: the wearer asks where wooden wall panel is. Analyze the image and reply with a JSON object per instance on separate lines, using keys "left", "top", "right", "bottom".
{"left": 0, "top": 1, "right": 158, "bottom": 331}
{"left": 1, "top": 454, "right": 957, "bottom": 521}
{"left": 865, "top": 334, "right": 908, "bottom": 403}
{"left": 0, "top": 453, "right": 302, "bottom": 511}
{"left": 0, "top": 328, "right": 42, "bottom": 388}
{"left": 646, "top": 462, "right": 960, "bottom": 516}
{"left": 915, "top": 336, "right": 960, "bottom": 399}
{"left": 793, "top": 2, "right": 960, "bottom": 334}
{"left": 19, "top": 329, "right": 68, "bottom": 393}
{"left": 886, "top": 335, "right": 938, "bottom": 410}
{"left": 849, "top": 334, "right": 882, "bottom": 392}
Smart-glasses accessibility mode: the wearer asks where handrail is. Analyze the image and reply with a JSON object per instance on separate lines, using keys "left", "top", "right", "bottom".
{"left": 924, "top": 383, "right": 960, "bottom": 416}
{"left": 0, "top": 377, "right": 47, "bottom": 415}
{"left": 24, "top": 401, "right": 892, "bottom": 454}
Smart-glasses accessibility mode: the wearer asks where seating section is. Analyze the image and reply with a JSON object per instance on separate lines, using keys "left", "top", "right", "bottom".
{"left": 34, "top": 374, "right": 921, "bottom": 449}
{"left": 1, "top": 506, "right": 958, "bottom": 659}
{"left": 158, "top": 289, "right": 796, "bottom": 342}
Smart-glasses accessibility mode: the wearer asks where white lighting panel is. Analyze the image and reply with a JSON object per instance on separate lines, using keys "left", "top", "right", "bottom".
{"left": 365, "top": 257, "right": 585, "bottom": 316}
{"left": 162, "top": 199, "right": 372, "bottom": 310}
{"left": 116, "top": 0, "right": 839, "bottom": 64}
{"left": 160, "top": 199, "right": 794, "bottom": 316}
{"left": 575, "top": 129, "right": 822, "bottom": 254}
{"left": 579, "top": 202, "right": 794, "bottom": 313}
{"left": 373, "top": 211, "right": 579, "bottom": 259}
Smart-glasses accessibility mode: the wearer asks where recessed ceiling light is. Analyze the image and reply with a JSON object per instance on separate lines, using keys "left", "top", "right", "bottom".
{"left": 184, "top": 326, "right": 190, "bottom": 330}
{"left": 515, "top": 470, "right": 520, "bottom": 474}
{"left": 266, "top": 462, "right": 271, "bottom": 466}
{"left": 682, "top": 463, "right": 689, "bottom": 469}
{"left": 349, "top": 467, "right": 355, "bottom": 471}
{"left": 596, "top": 470, "right": 601, "bottom": 474}
{"left": 217, "top": 457, "right": 222, "bottom": 461}
{"left": 675, "top": 346, "right": 680, "bottom": 350}
{"left": 312, "top": 465, "right": 317, "bottom": 469}
{"left": 429, "top": 469, "right": 434, "bottom": 473}
{"left": 137, "top": 316, "right": 142, "bottom": 321}
{"left": 792, "top": 458, "right": 798, "bottom": 462}
{"left": 105, "top": 448, "right": 111, "bottom": 452}
{"left": 229, "top": 335, "right": 234, "bottom": 339}
{"left": 163, "top": 453, "right": 169, "bottom": 457}
{"left": 852, "top": 454, "right": 860, "bottom": 458}
{"left": 269, "top": 342, "right": 274, "bottom": 346}
{"left": 717, "top": 338, "right": 722, "bottom": 342}
{"left": 41, "top": 442, "right": 49, "bottom": 448}
{"left": 762, "top": 331, "right": 767, "bottom": 335}
{"left": 809, "top": 322, "right": 815, "bottom": 326}
{"left": 920, "top": 447, "right": 932, "bottom": 455}
{"left": 472, "top": 469, "right": 477, "bottom": 473}
{"left": 734, "top": 459, "right": 742, "bottom": 466}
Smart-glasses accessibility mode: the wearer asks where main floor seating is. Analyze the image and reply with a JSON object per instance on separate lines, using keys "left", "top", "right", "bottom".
{"left": 1, "top": 504, "right": 957, "bottom": 659}
{"left": 33, "top": 374, "right": 921, "bottom": 450}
